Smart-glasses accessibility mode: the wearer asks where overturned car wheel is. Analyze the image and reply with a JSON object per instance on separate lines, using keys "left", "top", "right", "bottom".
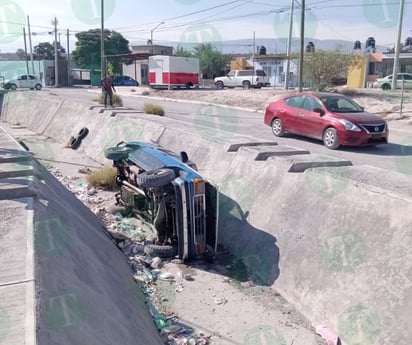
{"left": 136, "top": 168, "right": 176, "bottom": 188}
{"left": 104, "top": 146, "right": 134, "bottom": 161}
{"left": 144, "top": 244, "right": 178, "bottom": 258}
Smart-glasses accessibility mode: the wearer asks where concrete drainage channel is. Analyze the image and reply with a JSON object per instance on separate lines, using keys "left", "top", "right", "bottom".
{"left": 2, "top": 92, "right": 412, "bottom": 344}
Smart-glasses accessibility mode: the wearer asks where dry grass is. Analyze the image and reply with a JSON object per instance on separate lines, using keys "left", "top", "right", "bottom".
{"left": 96, "top": 93, "right": 124, "bottom": 107}
{"left": 143, "top": 103, "right": 165, "bottom": 116}
{"left": 86, "top": 166, "right": 117, "bottom": 189}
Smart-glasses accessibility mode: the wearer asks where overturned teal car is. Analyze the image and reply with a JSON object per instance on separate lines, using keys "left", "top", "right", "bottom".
{"left": 105, "top": 141, "right": 218, "bottom": 260}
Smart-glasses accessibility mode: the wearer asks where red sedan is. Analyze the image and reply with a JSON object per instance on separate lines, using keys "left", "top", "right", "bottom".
{"left": 264, "top": 92, "right": 388, "bottom": 149}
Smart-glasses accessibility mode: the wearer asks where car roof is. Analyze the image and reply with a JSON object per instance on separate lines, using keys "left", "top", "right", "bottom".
{"left": 284, "top": 91, "right": 347, "bottom": 98}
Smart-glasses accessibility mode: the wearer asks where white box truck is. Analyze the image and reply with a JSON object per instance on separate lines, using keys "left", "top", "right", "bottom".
{"left": 149, "top": 55, "right": 200, "bottom": 89}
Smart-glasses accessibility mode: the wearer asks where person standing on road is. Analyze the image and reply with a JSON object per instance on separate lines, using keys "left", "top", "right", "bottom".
{"left": 102, "top": 75, "right": 116, "bottom": 108}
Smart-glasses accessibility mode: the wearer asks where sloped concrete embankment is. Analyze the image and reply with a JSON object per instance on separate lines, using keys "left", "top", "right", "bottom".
{"left": 3, "top": 92, "right": 412, "bottom": 345}
{"left": 0, "top": 93, "right": 163, "bottom": 345}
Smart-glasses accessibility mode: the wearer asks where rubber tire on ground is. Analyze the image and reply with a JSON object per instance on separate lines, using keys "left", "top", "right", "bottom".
{"left": 381, "top": 83, "right": 391, "bottom": 91}
{"left": 35, "top": 84, "right": 42, "bottom": 90}
{"left": 144, "top": 244, "right": 177, "bottom": 258}
{"left": 215, "top": 81, "right": 224, "bottom": 89}
{"left": 271, "top": 118, "right": 285, "bottom": 137}
{"left": 104, "top": 146, "right": 134, "bottom": 161}
{"left": 70, "top": 137, "right": 82, "bottom": 150}
{"left": 10, "top": 84, "right": 17, "bottom": 90}
{"left": 136, "top": 168, "right": 176, "bottom": 188}
{"left": 242, "top": 81, "right": 251, "bottom": 89}
{"left": 185, "top": 83, "right": 192, "bottom": 89}
{"left": 323, "top": 127, "right": 340, "bottom": 149}
{"left": 77, "top": 127, "right": 89, "bottom": 140}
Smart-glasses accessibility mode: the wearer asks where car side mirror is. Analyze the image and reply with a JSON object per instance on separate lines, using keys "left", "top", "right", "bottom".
{"left": 180, "top": 151, "right": 189, "bottom": 163}
{"left": 313, "top": 107, "right": 325, "bottom": 116}
{"left": 360, "top": 106, "right": 364, "bottom": 111}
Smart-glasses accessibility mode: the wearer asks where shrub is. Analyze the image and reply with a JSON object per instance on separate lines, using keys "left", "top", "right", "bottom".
{"left": 96, "top": 93, "right": 123, "bottom": 107}
{"left": 141, "top": 90, "right": 150, "bottom": 96}
{"left": 86, "top": 166, "right": 118, "bottom": 189}
{"left": 143, "top": 103, "right": 165, "bottom": 116}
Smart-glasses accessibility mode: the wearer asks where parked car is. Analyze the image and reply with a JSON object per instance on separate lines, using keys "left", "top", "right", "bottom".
{"left": 3, "top": 74, "right": 42, "bottom": 90}
{"left": 264, "top": 92, "right": 388, "bottom": 149}
{"left": 214, "top": 69, "right": 270, "bottom": 89}
{"left": 374, "top": 73, "right": 412, "bottom": 90}
{"left": 104, "top": 141, "right": 218, "bottom": 259}
{"left": 112, "top": 75, "right": 139, "bottom": 86}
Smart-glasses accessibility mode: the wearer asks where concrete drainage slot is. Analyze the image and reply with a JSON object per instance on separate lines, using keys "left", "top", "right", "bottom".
{"left": 288, "top": 160, "right": 353, "bottom": 173}
{"left": 255, "top": 150, "right": 310, "bottom": 161}
{"left": 227, "top": 142, "right": 278, "bottom": 152}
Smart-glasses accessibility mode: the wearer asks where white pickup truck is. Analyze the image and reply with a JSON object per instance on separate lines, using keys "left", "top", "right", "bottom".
{"left": 214, "top": 69, "right": 270, "bottom": 89}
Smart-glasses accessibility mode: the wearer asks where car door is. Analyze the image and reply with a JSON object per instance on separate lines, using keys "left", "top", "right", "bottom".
{"left": 27, "top": 75, "right": 36, "bottom": 88}
{"left": 399, "top": 74, "right": 412, "bottom": 89}
{"left": 18, "top": 75, "right": 28, "bottom": 88}
{"left": 225, "top": 71, "right": 237, "bottom": 87}
{"left": 282, "top": 96, "right": 305, "bottom": 133}
{"left": 298, "top": 96, "right": 324, "bottom": 138}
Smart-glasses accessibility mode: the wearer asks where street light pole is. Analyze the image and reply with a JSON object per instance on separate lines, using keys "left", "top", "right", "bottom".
{"left": 391, "top": 0, "right": 405, "bottom": 91}
{"left": 298, "top": 0, "right": 305, "bottom": 92}
{"left": 151, "top": 21, "right": 165, "bottom": 54}
{"left": 285, "top": 0, "right": 295, "bottom": 90}
{"left": 101, "top": 0, "right": 105, "bottom": 79}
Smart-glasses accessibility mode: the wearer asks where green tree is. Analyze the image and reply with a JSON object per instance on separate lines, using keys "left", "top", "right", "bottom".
{"left": 34, "top": 42, "right": 65, "bottom": 60}
{"left": 175, "top": 46, "right": 193, "bottom": 58}
{"left": 302, "top": 46, "right": 363, "bottom": 91}
{"left": 16, "top": 48, "right": 27, "bottom": 60}
{"left": 193, "top": 43, "right": 229, "bottom": 79}
{"left": 71, "top": 29, "right": 130, "bottom": 74}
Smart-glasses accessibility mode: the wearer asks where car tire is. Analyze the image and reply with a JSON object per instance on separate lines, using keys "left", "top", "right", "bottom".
{"left": 185, "top": 82, "right": 193, "bottom": 89}
{"left": 271, "top": 118, "right": 285, "bottom": 137}
{"left": 77, "top": 127, "right": 89, "bottom": 140}
{"left": 381, "top": 83, "right": 391, "bottom": 91}
{"left": 144, "top": 244, "right": 177, "bottom": 258}
{"left": 69, "top": 137, "right": 82, "bottom": 150}
{"left": 104, "top": 146, "right": 134, "bottom": 161}
{"left": 136, "top": 168, "right": 176, "bottom": 188}
{"left": 30, "top": 88, "right": 34, "bottom": 90}
{"left": 35, "top": 84, "right": 42, "bottom": 90}
{"left": 242, "top": 81, "right": 251, "bottom": 89}
{"left": 323, "top": 127, "right": 340, "bottom": 149}
{"left": 215, "top": 81, "right": 224, "bottom": 89}
{"left": 10, "top": 84, "right": 17, "bottom": 90}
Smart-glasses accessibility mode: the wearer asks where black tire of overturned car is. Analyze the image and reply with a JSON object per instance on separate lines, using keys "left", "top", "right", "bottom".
{"left": 77, "top": 127, "right": 89, "bottom": 140}
{"left": 104, "top": 146, "right": 134, "bottom": 161}
{"left": 136, "top": 168, "right": 176, "bottom": 188}
{"left": 144, "top": 244, "right": 178, "bottom": 258}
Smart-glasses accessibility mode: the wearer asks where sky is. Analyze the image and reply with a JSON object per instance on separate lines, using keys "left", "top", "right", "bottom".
{"left": 0, "top": 0, "right": 411, "bottom": 54}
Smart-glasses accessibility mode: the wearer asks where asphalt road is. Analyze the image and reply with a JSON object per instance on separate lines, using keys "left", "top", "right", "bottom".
{"left": 47, "top": 87, "right": 412, "bottom": 177}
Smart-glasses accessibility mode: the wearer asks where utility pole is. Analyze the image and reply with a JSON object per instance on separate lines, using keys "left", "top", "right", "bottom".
{"left": 23, "top": 27, "right": 29, "bottom": 75}
{"left": 52, "top": 17, "right": 59, "bottom": 87}
{"left": 285, "top": 0, "right": 295, "bottom": 90}
{"left": 67, "top": 29, "right": 70, "bottom": 87}
{"left": 27, "top": 16, "right": 35, "bottom": 75}
{"left": 298, "top": 0, "right": 305, "bottom": 92}
{"left": 391, "top": 0, "right": 405, "bottom": 91}
{"left": 101, "top": 0, "right": 105, "bottom": 79}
